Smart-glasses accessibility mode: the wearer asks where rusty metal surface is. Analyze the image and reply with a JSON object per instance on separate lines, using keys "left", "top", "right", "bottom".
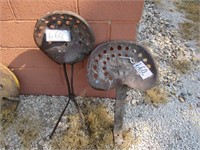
{"left": 33, "top": 11, "right": 95, "bottom": 64}
{"left": 87, "top": 41, "right": 159, "bottom": 145}
{"left": 0, "top": 63, "right": 20, "bottom": 114}
{"left": 114, "top": 85, "right": 127, "bottom": 145}
{"left": 87, "top": 40, "right": 158, "bottom": 91}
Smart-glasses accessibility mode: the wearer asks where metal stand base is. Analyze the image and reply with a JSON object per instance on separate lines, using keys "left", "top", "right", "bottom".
{"left": 49, "top": 64, "right": 84, "bottom": 139}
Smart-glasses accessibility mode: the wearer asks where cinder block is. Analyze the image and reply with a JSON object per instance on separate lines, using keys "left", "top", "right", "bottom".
{"left": 89, "top": 21, "right": 109, "bottom": 45}
{"left": 20, "top": 84, "right": 115, "bottom": 98}
{"left": 0, "top": 0, "right": 143, "bottom": 98}
{"left": 10, "top": 66, "right": 115, "bottom": 97}
{"left": 0, "top": 20, "right": 108, "bottom": 48}
{"left": 0, "top": 21, "right": 37, "bottom": 48}
{"left": 19, "top": 84, "right": 68, "bottom": 95}
{"left": 0, "top": 48, "right": 84, "bottom": 69}
{"left": 11, "top": 68, "right": 64, "bottom": 85}
{"left": 64, "top": 68, "right": 88, "bottom": 86}
{"left": 0, "top": 48, "right": 60, "bottom": 68}
{"left": 10, "top": 67, "right": 88, "bottom": 87}
{"left": 0, "top": 1, "right": 14, "bottom": 21}
{"left": 79, "top": 0, "right": 144, "bottom": 21}
{"left": 85, "top": 86, "right": 115, "bottom": 98}
{"left": 111, "top": 22, "right": 138, "bottom": 41}
{"left": 10, "top": 0, "right": 77, "bottom": 20}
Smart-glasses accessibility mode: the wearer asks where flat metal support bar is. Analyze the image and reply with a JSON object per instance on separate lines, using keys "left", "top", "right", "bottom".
{"left": 114, "top": 85, "right": 127, "bottom": 145}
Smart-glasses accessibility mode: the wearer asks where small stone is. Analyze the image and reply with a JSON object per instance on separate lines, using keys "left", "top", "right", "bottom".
{"left": 178, "top": 96, "right": 185, "bottom": 103}
{"left": 197, "top": 102, "right": 200, "bottom": 107}
{"left": 180, "top": 92, "right": 187, "bottom": 97}
{"left": 189, "top": 104, "right": 193, "bottom": 110}
{"left": 138, "top": 113, "right": 143, "bottom": 117}
{"left": 165, "top": 39, "right": 170, "bottom": 44}
{"left": 187, "top": 92, "right": 192, "bottom": 96}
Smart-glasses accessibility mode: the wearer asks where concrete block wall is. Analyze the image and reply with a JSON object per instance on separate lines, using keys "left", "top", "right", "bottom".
{"left": 0, "top": 0, "right": 144, "bottom": 98}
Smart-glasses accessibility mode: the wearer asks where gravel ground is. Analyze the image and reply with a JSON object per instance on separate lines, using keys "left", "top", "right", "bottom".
{"left": 1, "top": 0, "right": 200, "bottom": 149}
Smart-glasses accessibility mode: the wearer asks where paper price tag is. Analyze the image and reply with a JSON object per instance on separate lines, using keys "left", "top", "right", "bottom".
{"left": 45, "top": 29, "right": 71, "bottom": 42}
{"left": 133, "top": 61, "right": 153, "bottom": 80}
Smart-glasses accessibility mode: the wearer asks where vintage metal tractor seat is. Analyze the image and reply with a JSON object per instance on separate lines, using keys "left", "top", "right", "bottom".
{"left": 33, "top": 11, "right": 95, "bottom": 138}
{"left": 87, "top": 41, "right": 158, "bottom": 144}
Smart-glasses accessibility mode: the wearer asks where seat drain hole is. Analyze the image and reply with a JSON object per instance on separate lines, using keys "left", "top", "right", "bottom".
{"left": 66, "top": 21, "right": 70, "bottom": 25}
{"left": 50, "top": 24, "right": 55, "bottom": 29}
{"left": 52, "top": 16, "right": 56, "bottom": 20}
{"left": 143, "top": 58, "right": 148, "bottom": 62}
{"left": 117, "top": 45, "right": 122, "bottom": 50}
{"left": 79, "top": 41, "right": 82, "bottom": 45}
{"left": 76, "top": 20, "right": 80, "bottom": 24}
{"left": 69, "top": 17, "right": 73, "bottom": 20}
{"left": 94, "top": 74, "right": 98, "bottom": 79}
{"left": 57, "top": 20, "right": 62, "bottom": 25}
{"left": 93, "top": 65, "right": 97, "bottom": 70}
{"left": 74, "top": 25, "right": 78, "bottom": 29}
{"left": 37, "top": 33, "right": 42, "bottom": 37}
{"left": 104, "top": 72, "right": 109, "bottom": 76}
{"left": 39, "top": 26, "right": 44, "bottom": 30}
{"left": 60, "top": 15, "right": 64, "bottom": 19}
{"left": 138, "top": 53, "right": 142, "bottom": 57}
{"left": 147, "top": 64, "right": 151, "bottom": 69}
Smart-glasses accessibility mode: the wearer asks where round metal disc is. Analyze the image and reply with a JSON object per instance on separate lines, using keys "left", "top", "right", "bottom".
{"left": 33, "top": 11, "right": 95, "bottom": 64}
{"left": 0, "top": 63, "right": 20, "bottom": 114}
{"left": 87, "top": 41, "right": 158, "bottom": 91}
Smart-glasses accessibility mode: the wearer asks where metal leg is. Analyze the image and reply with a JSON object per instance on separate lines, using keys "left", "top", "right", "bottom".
{"left": 63, "top": 63, "right": 71, "bottom": 95}
{"left": 114, "top": 85, "right": 127, "bottom": 145}
{"left": 70, "top": 64, "right": 84, "bottom": 121}
{"left": 50, "top": 64, "right": 84, "bottom": 138}
{"left": 49, "top": 98, "right": 71, "bottom": 139}
{"left": 49, "top": 64, "right": 72, "bottom": 138}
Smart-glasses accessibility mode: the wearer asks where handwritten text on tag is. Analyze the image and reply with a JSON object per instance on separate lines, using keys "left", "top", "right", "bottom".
{"left": 45, "top": 29, "right": 71, "bottom": 42}
{"left": 133, "top": 61, "right": 153, "bottom": 80}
